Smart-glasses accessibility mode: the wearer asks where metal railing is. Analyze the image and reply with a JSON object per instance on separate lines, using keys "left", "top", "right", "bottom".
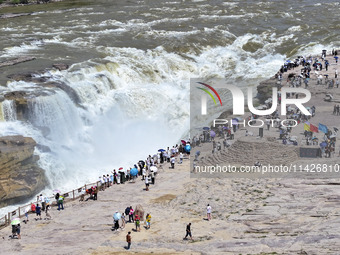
{"left": 0, "top": 181, "right": 102, "bottom": 230}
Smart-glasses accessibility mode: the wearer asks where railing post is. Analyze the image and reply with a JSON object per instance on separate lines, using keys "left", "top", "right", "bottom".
{"left": 85, "top": 184, "right": 86, "bottom": 190}
{"left": 7, "top": 212, "right": 10, "bottom": 225}
{"left": 18, "top": 207, "right": 20, "bottom": 218}
{"left": 73, "top": 190, "right": 75, "bottom": 200}
{"left": 5, "top": 215, "right": 7, "bottom": 226}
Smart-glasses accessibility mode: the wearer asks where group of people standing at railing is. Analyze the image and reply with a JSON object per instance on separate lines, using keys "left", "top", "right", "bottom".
{"left": 5, "top": 141, "right": 188, "bottom": 241}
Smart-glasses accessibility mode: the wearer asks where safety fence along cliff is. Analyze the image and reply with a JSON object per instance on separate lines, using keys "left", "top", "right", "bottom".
{"left": 0, "top": 181, "right": 101, "bottom": 230}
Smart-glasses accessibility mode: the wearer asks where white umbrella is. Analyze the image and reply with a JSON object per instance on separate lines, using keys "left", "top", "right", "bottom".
{"left": 150, "top": 165, "right": 158, "bottom": 173}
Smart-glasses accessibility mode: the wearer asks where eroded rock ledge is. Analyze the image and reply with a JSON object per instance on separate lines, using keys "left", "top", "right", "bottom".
{"left": 0, "top": 135, "right": 47, "bottom": 208}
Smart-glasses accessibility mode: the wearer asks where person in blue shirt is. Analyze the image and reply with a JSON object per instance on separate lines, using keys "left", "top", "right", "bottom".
{"left": 35, "top": 204, "right": 42, "bottom": 220}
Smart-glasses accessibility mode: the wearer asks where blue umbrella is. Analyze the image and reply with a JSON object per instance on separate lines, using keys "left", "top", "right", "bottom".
{"left": 210, "top": 130, "right": 216, "bottom": 138}
{"left": 130, "top": 168, "right": 138, "bottom": 176}
{"left": 195, "top": 151, "right": 200, "bottom": 156}
{"left": 320, "top": 142, "right": 327, "bottom": 148}
{"left": 185, "top": 145, "right": 191, "bottom": 152}
{"left": 113, "top": 212, "right": 121, "bottom": 221}
{"left": 203, "top": 127, "right": 210, "bottom": 131}
{"left": 158, "top": 149, "right": 165, "bottom": 152}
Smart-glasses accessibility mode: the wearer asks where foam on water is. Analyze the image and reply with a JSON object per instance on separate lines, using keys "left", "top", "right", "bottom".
{"left": 1, "top": 40, "right": 43, "bottom": 57}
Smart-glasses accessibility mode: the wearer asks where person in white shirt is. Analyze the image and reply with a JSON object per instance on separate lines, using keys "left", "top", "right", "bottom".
{"left": 24, "top": 207, "right": 29, "bottom": 223}
{"left": 157, "top": 153, "right": 160, "bottom": 164}
{"left": 39, "top": 194, "right": 46, "bottom": 212}
{"left": 170, "top": 157, "right": 175, "bottom": 169}
{"left": 167, "top": 148, "right": 171, "bottom": 162}
{"left": 142, "top": 168, "right": 146, "bottom": 180}
{"left": 117, "top": 172, "right": 121, "bottom": 184}
{"left": 207, "top": 204, "right": 212, "bottom": 221}
{"left": 145, "top": 175, "right": 150, "bottom": 191}
{"left": 100, "top": 176, "right": 105, "bottom": 191}
{"left": 179, "top": 152, "right": 183, "bottom": 164}
{"left": 103, "top": 175, "right": 107, "bottom": 187}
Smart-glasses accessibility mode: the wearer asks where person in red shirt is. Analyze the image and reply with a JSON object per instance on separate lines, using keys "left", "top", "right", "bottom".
{"left": 135, "top": 214, "right": 140, "bottom": 232}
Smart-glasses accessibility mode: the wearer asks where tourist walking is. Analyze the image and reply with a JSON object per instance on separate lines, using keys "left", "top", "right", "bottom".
{"left": 45, "top": 203, "right": 51, "bottom": 220}
{"left": 170, "top": 156, "right": 175, "bottom": 169}
{"left": 93, "top": 186, "right": 98, "bottom": 200}
{"left": 142, "top": 167, "right": 146, "bottom": 180}
{"left": 126, "top": 232, "right": 132, "bottom": 250}
{"left": 184, "top": 223, "right": 193, "bottom": 240}
{"left": 24, "top": 207, "right": 29, "bottom": 223}
{"left": 135, "top": 214, "right": 141, "bottom": 232}
{"left": 146, "top": 213, "right": 151, "bottom": 229}
{"left": 12, "top": 224, "right": 21, "bottom": 239}
{"left": 179, "top": 152, "right": 183, "bottom": 164}
{"left": 145, "top": 175, "right": 150, "bottom": 191}
{"left": 55, "top": 192, "right": 60, "bottom": 203}
{"left": 151, "top": 170, "right": 155, "bottom": 185}
{"left": 121, "top": 213, "right": 126, "bottom": 229}
{"left": 129, "top": 206, "right": 134, "bottom": 223}
{"left": 39, "top": 194, "right": 46, "bottom": 212}
{"left": 57, "top": 195, "right": 64, "bottom": 211}
{"left": 35, "top": 204, "right": 42, "bottom": 220}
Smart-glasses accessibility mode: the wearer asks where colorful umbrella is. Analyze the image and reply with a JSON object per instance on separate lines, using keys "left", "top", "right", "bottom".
{"left": 203, "top": 127, "right": 210, "bottom": 131}
{"left": 210, "top": 130, "right": 216, "bottom": 138}
{"left": 158, "top": 149, "right": 165, "bottom": 152}
{"left": 181, "top": 140, "right": 186, "bottom": 145}
{"left": 185, "top": 144, "right": 191, "bottom": 152}
{"left": 11, "top": 218, "right": 20, "bottom": 225}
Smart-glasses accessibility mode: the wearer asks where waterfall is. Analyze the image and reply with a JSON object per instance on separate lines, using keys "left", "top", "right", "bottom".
{"left": 2, "top": 100, "right": 17, "bottom": 122}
